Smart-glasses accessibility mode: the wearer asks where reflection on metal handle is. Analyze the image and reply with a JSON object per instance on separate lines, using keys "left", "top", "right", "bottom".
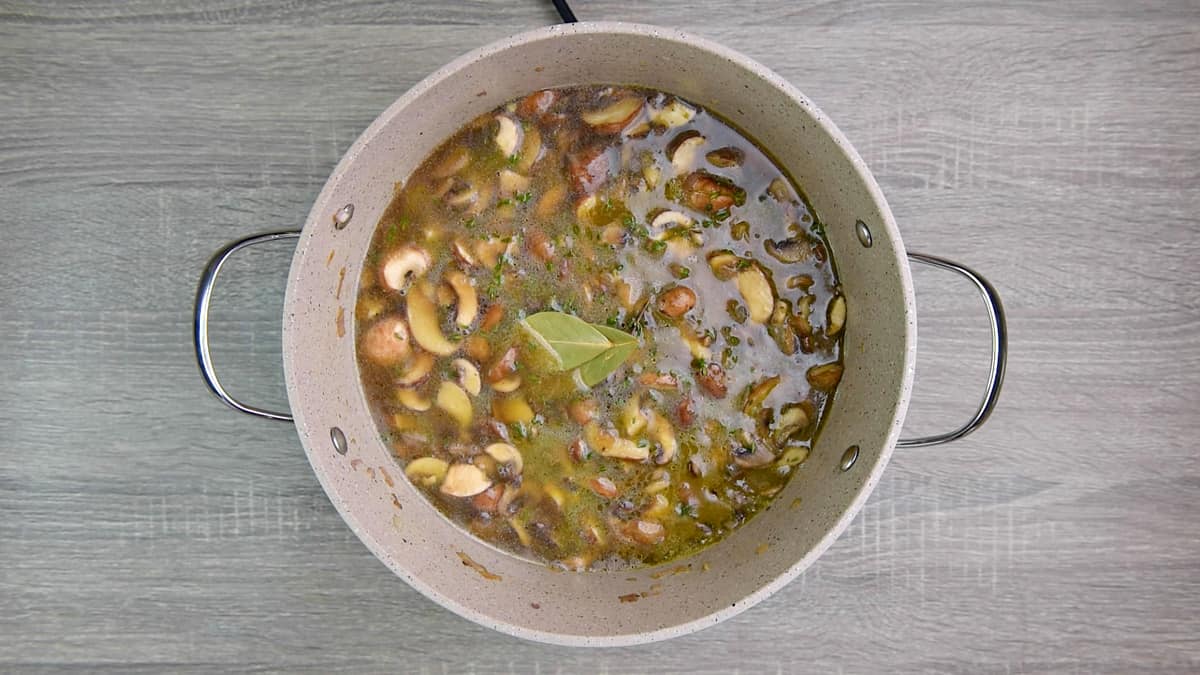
{"left": 194, "top": 230, "right": 301, "bottom": 422}
{"left": 898, "top": 252, "right": 1008, "bottom": 448}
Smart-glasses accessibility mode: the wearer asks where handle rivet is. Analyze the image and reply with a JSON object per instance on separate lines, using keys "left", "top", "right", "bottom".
{"left": 839, "top": 445, "right": 859, "bottom": 472}
{"left": 855, "top": 220, "right": 873, "bottom": 248}
{"left": 331, "top": 426, "right": 348, "bottom": 454}
{"left": 333, "top": 204, "right": 355, "bottom": 230}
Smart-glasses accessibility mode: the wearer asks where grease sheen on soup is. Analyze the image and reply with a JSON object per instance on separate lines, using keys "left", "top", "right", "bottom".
{"left": 354, "top": 85, "right": 845, "bottom": 570}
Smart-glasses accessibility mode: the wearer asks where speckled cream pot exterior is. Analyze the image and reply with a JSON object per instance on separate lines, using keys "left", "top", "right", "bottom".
{"left": 282, "top": 22, "right": 915, "bottom": 645}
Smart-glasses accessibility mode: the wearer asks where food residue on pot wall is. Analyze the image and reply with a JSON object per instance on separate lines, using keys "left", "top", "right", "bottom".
{"left": 457, "top": 551, "right": 502, "bottom": 581}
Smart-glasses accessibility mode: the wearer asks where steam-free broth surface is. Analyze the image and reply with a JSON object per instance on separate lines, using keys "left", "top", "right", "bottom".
{"left": 355, "top": 85, "right": 845, "bottom": 569}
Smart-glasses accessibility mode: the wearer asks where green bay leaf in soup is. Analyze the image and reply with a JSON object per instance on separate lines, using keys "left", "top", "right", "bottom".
{"left": 578, "top": 324, "right": 639, "bottom": 386}
{"left": 522, "top": 311, "right": 613, "bottom": 369}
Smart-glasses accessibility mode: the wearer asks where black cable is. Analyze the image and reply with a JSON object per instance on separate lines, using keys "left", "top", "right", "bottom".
{"left": 551, "top": 0, "right": 577, "bottom": 23}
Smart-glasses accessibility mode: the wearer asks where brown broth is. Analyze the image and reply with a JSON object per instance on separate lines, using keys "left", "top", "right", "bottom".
{"left": 354, "top": 85, "right": 844, "bottom": 569}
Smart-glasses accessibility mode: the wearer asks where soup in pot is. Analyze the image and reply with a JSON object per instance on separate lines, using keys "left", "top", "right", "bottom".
{"left": 354, "top": 85, "right": 845, "bottom": 569}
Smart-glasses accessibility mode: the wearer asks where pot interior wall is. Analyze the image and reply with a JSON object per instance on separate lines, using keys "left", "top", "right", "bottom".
{"left": 282, "top": 23, "right": 914, "bottom": 645}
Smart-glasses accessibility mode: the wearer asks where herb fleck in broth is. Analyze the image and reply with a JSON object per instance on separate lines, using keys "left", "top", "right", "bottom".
{"left": 355, "top": 85, "right": 845, "bottom": 569}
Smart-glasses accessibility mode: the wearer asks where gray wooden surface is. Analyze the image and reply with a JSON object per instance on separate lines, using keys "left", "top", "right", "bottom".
{"left": 2, "top": 0, "right": 1198, "bottom": 672}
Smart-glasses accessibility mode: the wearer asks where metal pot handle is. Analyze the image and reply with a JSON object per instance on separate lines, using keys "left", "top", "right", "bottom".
{"left": 897, "top": 252, "right": 1008, "bottom": 447}
{"left": 193, "top": 230, "right": 301, "bottom": 422}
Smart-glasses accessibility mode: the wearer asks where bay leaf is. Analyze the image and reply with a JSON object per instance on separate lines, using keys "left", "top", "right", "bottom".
{"left": 522, "top": 311, "right": 612, "bottom": 369}
{"left": 578, "top": 324, "right": 639, "bottom": 386}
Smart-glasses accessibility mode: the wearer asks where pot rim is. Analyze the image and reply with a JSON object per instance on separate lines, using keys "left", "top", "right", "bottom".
{"left": 284, "top": 20, "right": 916, "bottom": 646}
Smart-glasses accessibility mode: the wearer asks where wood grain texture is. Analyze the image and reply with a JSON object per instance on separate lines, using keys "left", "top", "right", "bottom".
{"left": 1, "top": 1, "right": 1198, "bottom": 672}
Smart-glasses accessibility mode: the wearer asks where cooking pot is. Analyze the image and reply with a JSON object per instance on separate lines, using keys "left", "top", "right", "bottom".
{"left": 193, "top": 22, "right": 1007, "bottom": 646}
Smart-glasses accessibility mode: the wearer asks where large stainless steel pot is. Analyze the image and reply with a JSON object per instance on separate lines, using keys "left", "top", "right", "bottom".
{"left": 193, "top": 22, "right": 1006, "bottom": 646}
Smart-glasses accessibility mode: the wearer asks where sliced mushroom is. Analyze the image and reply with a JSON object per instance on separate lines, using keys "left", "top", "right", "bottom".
{"left": 584, "top": 422, "right": 648, "bottom": 461}
{"left": 651, "top": 99, "right": 695, "bottom": 127}
{"left": 706, "top": 147, "right": 745, "bottom": 168}
{"left": 778, "top": 443, "right": 811, "bottom": 466}
{"left": 680, "top": 324, "right": 712, "bottom": 361}
{"left": 444, "top": 180, "right": 479, "bottom": 209}
{"left": 463, "top": 335, "right": 491, "bottom": 362}
{"left": 491, "top": 375, "right": 522, "bottom": 393}
{"left": 637, "top": 372, "right": 679, "bottom": 390}
{"left": 396, "top": 351, "right": 436, "bottom": 387}
{"left": 361, "top": 316, "right": 412, "bottom": 366}
{"left": 441, "top": 463, "right": 493, "bottom": 498}
{"left": 736, "top": 263, "right": 775, "bottom": 324}
{"left": 431, "top": 147, "right": 470, "bottom": 178}
{"left": 526, "top": 229, "right": 555, "bottom": 261}
{"left": 644, "top": 493, "right": 672, "bottom": 520}
{"left": 405, "top": 284, "right": 457, "bottom": 356}
{"left": 765, "top": 237, "right": 810, "bottom": 264}
{"left": 706, "top": 250, "right": 739, "bottom": 281}
{"left": 543, "top": 482, "right": 567, "bottom": 510}
{"left": 517, "top": 89, "right": 558, "bottom": 118}
{"left": 766, "top": 176, "right": 794, "bottom": 202}
{"left": 574, "top": 194, "right": 598, "bottom": 225}
{"left": 535, "top": 182, "right": 567, "bottom": 220}
{"left": 480, "top": 303, "right": 504, "bottom": 332}
{"left": 650, "top": 210, "right": 692, "bottom": 239}
{"left": 642, "top": 162, "right": 662, "bottom": 190}
{"left": 494, "top": 115, "right": 521, "bottom": 157}
{"left": 644, "top": 469, "right": 671, "bottom": 493}
{"left": 492, "top": 395, "right": 534, "bottom": 424}
{"left": 581, "top": 97, "right": 643, "bottom": 133}
{"left": 568, "top": 398, "right": 598, "bottom": 425}
{"left": 774, "top": 404, "right": 810, "bottom": 442}
{"left": 682, "top": 170, "right": 741, "bottom": 212}
{"left": 517, "top": 126, "right": 542, "bottom": 173}
{"left": 486, "top": 346, "right": 518, "bottom": 383}
{"left": 444, "top": 270, "right": 478, "bottom": 328}
{"left": 435, "top": 382, "right": 472, "bottom": 428}
{"left": 498, "top": 168, "right": 530, "bottom": 197}
{"left": 732, "top": 441, "right": 776, "bottom": 469}
{"left": 380, "top": 245, "right": 431, "bottom": 292}
{"left": 656, "top": 286, "right": 696, "bottom": 318}
{"left": 484, "top": 442, "right": 523, "bottom": 475}
{"left": 474, "top": 236, "right": 513, "bottom": 268}
{"left": 451, "top": 358, "right": 481, "bottom": 396}
{"left": 623, "top": 519, "right": 666, "bottom": 545}
{"left": 471, "top": 484, "right": 503, "bottom": 513}
{"left": 648, "top": 410, "right": 677, "bottom": 465}
{"left": 582, "top": 517, "right": 608, "bottom": 546}
{"left": 807, "top": 363, "right": 844, "bottom": 390}
{"left": 827, "top": 295, "right": 846, "bottom": 336}
{"left": 743, "top": 375, "right": 781, "bottom": 414}
{"left": 669, "top": 133, "right": 705, "bottom": 174}
{"left": 451, "top": 239, "right": 476, "bottom": 267}
{"left": 618, "top": 394, "right": 648, "bottom": 437}
{"left": 787, "top": 274, "right": 815, "bottom": 290}
{"left": 695, "top": 362, "right": 728, "bottom": 399}
{"left": 508, "top": 517, "right": 533, "bottom": 547}
{"left": 398, "top": 387, "right": 432, "bottom": 412}
{"left": 404, "top": 457, "right": 449, "bottom": 487}
{"left": 588, "top": 476, "right": 618, "bottom": 499}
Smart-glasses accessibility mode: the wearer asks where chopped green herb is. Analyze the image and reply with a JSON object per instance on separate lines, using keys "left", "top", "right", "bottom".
{"left": 645, "top": 239, "right": 668, "bottom": 256}
{"left": 515, "top": 191, "right": 534, "bottom": 204}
